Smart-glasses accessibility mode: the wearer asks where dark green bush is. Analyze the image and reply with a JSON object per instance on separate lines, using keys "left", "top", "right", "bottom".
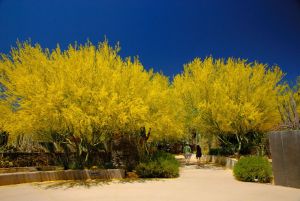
{"left": 208, "top": 148, "right": 231, "bottom": 156}
{"left": 233, "top": 156, "right": 272, "bottom": 183}
{"left": 0, "top": 157, "right": 14, "bottom": 168}
{"left": 135, "top": 151, "right": 179, "bottom": 178}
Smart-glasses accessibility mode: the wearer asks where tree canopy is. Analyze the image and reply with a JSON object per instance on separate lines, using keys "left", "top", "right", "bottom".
{"left": 173, "top": 57, "right": 284, "bottom": 136}
{"left": 0, "top": 41, "right": 292, "bottom": 153}
{"left": 0, "top": 41, "right": 184, "bottom": 145}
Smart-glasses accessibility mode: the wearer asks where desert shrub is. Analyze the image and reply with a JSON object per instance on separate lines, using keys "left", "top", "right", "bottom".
{"left": 135, "top": 151, "right": 179, "bottom": 178}
{"left": 0, "top": 157, "right": 14, "bottom": 168}
{"left": 233, "top": 156, "right": 272, "bottom": 183}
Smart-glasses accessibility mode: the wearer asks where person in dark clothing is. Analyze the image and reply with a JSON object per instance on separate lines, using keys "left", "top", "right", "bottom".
{"left": 196, "top": 145, "right": 202, "bottom": 164}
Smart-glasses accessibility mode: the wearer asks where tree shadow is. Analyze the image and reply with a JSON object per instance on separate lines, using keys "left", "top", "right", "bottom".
{"left": 34, "top": 179, "right": 112, "bottom": 189}
{"left": 34, "top": 178, "right": 165, "bottom": 190}
{"left": 117, "top": 177, "right": 165, "bottom": 184}
{"left": 195, "top": 163, "right": 225, "bottom": 170}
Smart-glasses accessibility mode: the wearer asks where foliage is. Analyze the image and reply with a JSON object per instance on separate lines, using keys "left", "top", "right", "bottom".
{"left": 233, "top": 156, "right": 272, "bottom": 183}
{"left": 0, "top": 157, "right": 14, "bottom": 168}
{"left": 208, "top": 148, "right": 232, "bottom": 156}
{"left": 173, "top": 57, "right": 285, "bottom": 154}
{"left": 0, "top": 96, "right": 12, "bottom": 136}
{"left": 0, "top": 40, "right": 185, "bottom": 168}
{"left": 0, "top": 131, "right": 8, "bottom": 146}
{"left": 212, "top": 131, "right": 268, "bottom": 156}
{"left": 294, "top": 77, "right": 300, "bottom": 115}
{"left": 135, "top": 151, "right": 180, "bottom": 178}
{"left": 277, "top": 82, "right": 300, "bottom": 130}
{"left": 0, "top": 40, "right": 295, "bottom": 167}
{"left": 0, "top": 153, "right": 50, "bottom": 167}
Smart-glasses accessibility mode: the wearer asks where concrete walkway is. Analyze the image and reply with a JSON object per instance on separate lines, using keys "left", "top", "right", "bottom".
{"left": 0, "top": 165, "right": 299, "bottom": 201}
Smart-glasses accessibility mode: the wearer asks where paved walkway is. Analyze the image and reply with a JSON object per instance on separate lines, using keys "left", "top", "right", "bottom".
{"left": 0, "top": 165, "right": 299, "bottom": 201}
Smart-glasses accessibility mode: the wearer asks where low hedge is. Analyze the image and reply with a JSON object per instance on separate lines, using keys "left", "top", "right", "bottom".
{"left": 135, "top": 151, "right": 179, "bottom": 178}
{"left": 233, "top": 156, "right": 272, "bottom": 183}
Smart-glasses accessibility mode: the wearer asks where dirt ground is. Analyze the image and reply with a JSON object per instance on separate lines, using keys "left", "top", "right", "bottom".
{"left": 0, "top": 163, "right": 299, "bottom": 201}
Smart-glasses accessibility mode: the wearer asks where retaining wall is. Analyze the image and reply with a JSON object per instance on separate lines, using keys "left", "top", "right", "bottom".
{"left": 0, "top": 169, "right": 125, "bottom": 186}
{"left": 201, "top": 155, "right": 238, "bottom": 169}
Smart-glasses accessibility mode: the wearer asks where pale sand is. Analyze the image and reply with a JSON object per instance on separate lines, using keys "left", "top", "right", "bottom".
{"left": 0, "top": 166, "right": 299, "bottom": 201}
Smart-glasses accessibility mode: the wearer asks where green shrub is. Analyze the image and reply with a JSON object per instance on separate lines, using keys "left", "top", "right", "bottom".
{"left": 0, "top": 157, "right": 14, "bottom": 168}
{"left": 233, "top": 156, "right": 272, "bottom": 183}
{"left": 135, "top": 151, "right": 180, "bottom": 178}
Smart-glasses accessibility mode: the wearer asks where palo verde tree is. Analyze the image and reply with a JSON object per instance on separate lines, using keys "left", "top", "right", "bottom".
{"left": 0, "top": 40, "right": 291, "bottom": 162}
{"left": 0, "top": 41, "right": 185, "bottom": 168}
{"left": 277, "top": 77, "right": 300, "bottom": 130}
{"left": 173, "top": 57, "right": 285, "bottom": 155}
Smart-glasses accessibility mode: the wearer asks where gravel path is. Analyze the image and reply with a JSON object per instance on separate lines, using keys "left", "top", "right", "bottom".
{"left": 0, "top": 165, "right": 299, "bottom": 201}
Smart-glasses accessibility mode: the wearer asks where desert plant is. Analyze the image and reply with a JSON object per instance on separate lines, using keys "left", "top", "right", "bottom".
{"left": 135, "top": 151, "right": 179, "bottom": 178}
{"left": 233, "top": 156, "right": 272, "bottom": 183}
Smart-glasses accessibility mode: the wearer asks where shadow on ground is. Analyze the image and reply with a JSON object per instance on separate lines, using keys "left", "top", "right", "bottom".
{"left": 34, "top": 157, "right": 223, "bottom": 190}
{"left": 34, "top": 178, "right": 165, "bottom": 190}
{"left": 34, "top": 179, "right": 112, "bottom": 189}
{"left": 194, "top": 163, "right": 225, "bottom": 170}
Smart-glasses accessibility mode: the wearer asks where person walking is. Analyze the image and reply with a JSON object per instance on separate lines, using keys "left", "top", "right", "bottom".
{"left": 196, "top": 144, "right": 202, "bottom": 165}
{"left": 183, "top": 143, "right": 192, "bottom": 165}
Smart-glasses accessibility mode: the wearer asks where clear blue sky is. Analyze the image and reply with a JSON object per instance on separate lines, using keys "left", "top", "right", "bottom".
{"left": 1, "top": 0, "right": 300, "bottom": 83}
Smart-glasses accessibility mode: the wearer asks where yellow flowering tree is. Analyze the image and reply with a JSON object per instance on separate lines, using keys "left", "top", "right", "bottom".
{"left": 0, "top": 41, "right": 184, "bottom": 168}
{"left": 277, "top": 78, "right": 300, "bottom": 130}
{"left": 0, "top": 39, "right": 291, "bottom": 161}
{"left": 173, "top": 57, "right": 284, "bottom": 154}
{"left": 0, "top": 95, "right": 11, "bottom": 146}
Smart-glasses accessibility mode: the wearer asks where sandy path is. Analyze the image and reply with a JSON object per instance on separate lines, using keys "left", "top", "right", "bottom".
{"left": 0, "top": 166, "right": 299, "bottom": 201}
